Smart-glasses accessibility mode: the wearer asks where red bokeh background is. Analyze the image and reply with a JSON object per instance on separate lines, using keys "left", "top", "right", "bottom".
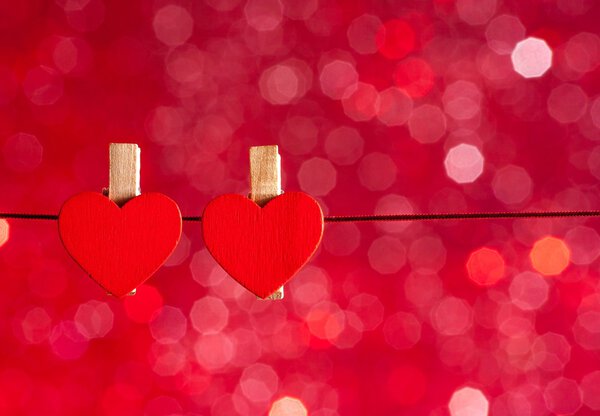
{"left": 0, "top": 0, "right": 599, "bottom": 415}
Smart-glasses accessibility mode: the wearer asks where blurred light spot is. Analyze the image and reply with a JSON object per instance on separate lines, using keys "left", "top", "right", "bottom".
{"left": 404, "top": 271, "right": 443, "bottom": 308}
{"left": 456, "top": 0, "right": 497, "bottom": 25}
{"left": 74, "top": 300, "right": 114, "bottom": 339}
{"left": 194, "top": 333, "right": 235, "bottom": 371}
{"left": 564, "top": 226, "right": 600, "bottom": 265}
{"left": 347, "top": 14, "right": 381, "bottom": 55}
{"left": 305, "top": 301, "right": 345, "bottom": 341}
{"left": 408, "top": 104, "right": 447, "bottom": 143}
{"left": 511, "top": 37, "right": 553, "bottom": 78}
{"left": 23, "top": 66, "right": 63, "bottom": 105}
{"left": 342, "top": 82, "right": 378, "bottom": 121}
{"left": 269, "top": 396, "right": 307, "bottom": 416}
{"left": 190, "top": 296, "right": 229, "bottom": 335}
{"left": 431, "top": 297, "right": 473, "bottom": 336}
{"left": 573, "top": 310, "right": 600, "bottom": 350}
{"left": 279, "top": 116, "right": 318, "bottom": 155}
{"left": 323, "top": 223, "right": 361, "bottom": 256}
{"left": 374, "top": 194, "right": 414, "bottom": 234}
{"left": 376, "top": 87, "right": 413, "bottom": 126}
{"left": 543, "top": 377, "right": 582, "bottom": 415}
{"left": 375, "top": 19, "right": 415, "bottom": 59}
{"left": 581, "top": 371, "right": 600, "bottom": 410}
{"left": 547, "top": 83, "right": 588, "bottom": 124}
{"left": 230, "top": 328, "right": 262, "bottom": 366}
{"left": 444, "top": 144, "right": 484, "bottom": 184}
{"left": 358, "top": 152, "right": 397, "bottom": 191}
{"left": 383, "top": 311, "right": 421, "bottom": 349}
{"left": 149, "top": 305, "right": 187, "bottom": 344}
{"left": 393, "top": 57, "right": 435, "bottom": 98}
{"left": 387, "top": 364, "right": 427, "bottom": 405}
{"left": 509, "top": 271, "right": 549, "bottom": 311}
{"left": 52, "top": 37, "right": 92, "bottom": 74}
{"left": 289, "top": 265, "right": 331, "bottom": 318}
{"left": 368, "top": 236, "right": 406, "bottom": 274}
{"left": 297, "top": 157, "right": 337, "bottom": 196}
{"left": 49, "top": 321, "right": 88, "bottom": 360}
{"left": 408, "top": 235, "right": 447, "bottom": 273}
{"left": 324, "top": 126, "right": 364, "bottom": 165}
{"left": 240, "top": 363, "right": 279, "bottom": 403}
{"left": 564, "top": 32, "right": 600, "bottom": 75}
{"left": 149, "top": 342, "right": 186, "bottom": 376}
{"left": 442, "top": 80, "right": 483, "bottom": 120}
{"left": 319, "top": 59, "right": 358, "bottom": 99}
{"left": 123, "top": 285, "right": 163, "bottom": 324}
{"left": 20, "top": 307, "right": 52, "bottom": 344}
{"left": 485, "top": 14, "right": 525, "bottom": 55}
{"left": 466, "top": 247, "right": 505, "bottom": 286}
{"left": 245, "top": 0, "right": 283, "bottom": 31}
{"left": 530, "top": 236, "right": 570, "bottom": 276}
{"left": 260, "top": 64, "right": 300, "bottom": 105}
{"left": 448, "top": 387, "right": 489, "bottom": 416}
{"left": 164, "top": 232, "right": 191, "bottom": 266}
{"left": 281, "top": 0, "right": 317, "bottom": 20}
{"left": 3, "top": 132, "right": 43, "bottom": 173}
{"left": 532, "top": 332, "right": 571, "bottom": 372}
{"left": 348, "top": 294, "right": 384, "bottom": 330}
{"left": 153, "top": 5, "right": 193, "bottom": 47}
{"left": 492, "top": 165, "right": 532, "bottom": 205}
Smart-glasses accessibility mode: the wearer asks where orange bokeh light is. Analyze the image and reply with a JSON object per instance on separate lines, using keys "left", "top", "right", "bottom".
{"left": 0, "top": 220, "right": 9, "bottom": 247}
{"left": 530, "top": 236, "right": 570, "bottom": 276}
{"left": 466, "top": 247, "right": 506, "bottom": 286}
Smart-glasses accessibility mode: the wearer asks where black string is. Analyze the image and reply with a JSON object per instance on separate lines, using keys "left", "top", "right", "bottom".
{"left": 2, "top": 210, "right": 599, "bottom": 222}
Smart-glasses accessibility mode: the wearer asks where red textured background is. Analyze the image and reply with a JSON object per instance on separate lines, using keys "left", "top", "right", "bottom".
{"left": 0, "top": 0, "right": 599, "bottom": 415}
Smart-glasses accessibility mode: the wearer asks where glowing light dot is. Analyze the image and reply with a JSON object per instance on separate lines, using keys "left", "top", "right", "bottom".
{"left": 444, "top": 144, "right": 484, "bottom": 184}
{"left": 297, "top": 157, "right": 337, "bottom": 196}
{"left": 245, "top": 0, "right": 283, "bottom": 31}
{"left": 376, "top": 87, "right": 413, "bottom": 126}
{"left": 543, "top": 377, "right": 582, "bottom": 415}
{"left": 492, "top": 165, "right": 533, "bottom": 205}
{"left": 509, "top": 271, "right": 550, "bottom": 311}
{"left": 259, "top": 64, "right": 300, "bottom": 105}
{"left": 547, "top": 83, "right": 588, "bottom": 124}
{"left": 190, "top": 296, "right": 229, "bottom": 335}
{"left": 393, "top": 57, "right": 435, "bottom": 98}
{"left": 456, "top": 0, "right": 497, "bottom": 25}
{"left": 581, "top": 371, "right": 600, "bottom": 410}
{"left": 431, "top": 297, "right": 473, "bottom": 336}
{"left": 3, "top": 133, "right": 43, "bottom": 173}
{"left": 319, "top": 60, "right": 358, "bottom": 100}
{"left": 564, "top": 226, "right": 600, "bottom": 265}
{"left": 466, "top": 247, "right": 505, "bottom": 286}
{"left": 74, "top": 301, "right": 114, "bottom": 339}
{"left": 408, "top": 104, "right": 447, "bottom": 144}
{"left": 511, "top": 37, "right": 553, "bottom": 78}
{"left": 530, "top": 236, "right": 570, "bottom": 276}
{"left": 305, "top": 301, "right": 345, "bottom": 341}
{"left": 240, "top": 363, "right": 279, "bottom": 403}
{"left": 375, "top": 19, "right": 415, "bottom": 60}
{"left": 368, "top": 236, "right": 406, "bottom": 274}
{"left": 149, "top": 306, "right": 187, "bottom": 344}
{"left": 269, "top": 397, "right": 307, "bottom": 416}
{"left": 152, "top": 5, "right": 193, "bottom": 47}
{"left": 448, "top": 387, "right": 489, "bottom": 416}
{"left": 485, "top": 14, "right": 525, "bottom": 55}
{"left": 342, "top": 82, "right": 378, "bottom": 122}
{"left": 347, "top": 14, "right": 381, "bottom": 55}
{"left": 324, "top": 126, "right": 364, "bottom": 166}
{"left": 358, "top": 152, "right": 397, "bottom": 191}
{"left": 383, "top": 311, "right": 422, "bottom": 349}
{"left": 194, "top": 333, "right": 235, "bottom": 371}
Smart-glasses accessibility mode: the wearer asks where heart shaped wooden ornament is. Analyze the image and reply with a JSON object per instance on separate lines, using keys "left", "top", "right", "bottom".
{"left": 58, "top": 192, "right": 182, "bottom": 297}
{"left": 202, "top": 192, "right": 324, "bottom": 298}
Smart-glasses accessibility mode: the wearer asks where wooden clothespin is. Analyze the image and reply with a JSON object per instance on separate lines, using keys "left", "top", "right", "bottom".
{"left": 249, "top": 145, "right": 284, "bottom": 300}
{"left": 106, "top": 142, "right": 140, "bottom": 296}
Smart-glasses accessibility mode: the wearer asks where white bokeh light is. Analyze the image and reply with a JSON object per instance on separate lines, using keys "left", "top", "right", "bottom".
{"left": 511, "top": 37, "right": 553, "bottom": 78}
{"left": 444, "top": 144, "right": 484, "bottom": 184}
{"left": 448, "top": 387, "right": 489, "bottom": 416}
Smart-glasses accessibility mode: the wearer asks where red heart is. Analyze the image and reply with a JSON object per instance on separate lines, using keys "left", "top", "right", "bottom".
{"left": 58, "top": 192, "right": 182, "bottom": 297}
{"left": 202, "top": 192, "right": 324, "bottom": 298}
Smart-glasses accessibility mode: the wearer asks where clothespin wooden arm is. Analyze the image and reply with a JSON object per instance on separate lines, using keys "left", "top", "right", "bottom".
{"left": 249, "top": 145, "right": 284, "bottom": 300}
